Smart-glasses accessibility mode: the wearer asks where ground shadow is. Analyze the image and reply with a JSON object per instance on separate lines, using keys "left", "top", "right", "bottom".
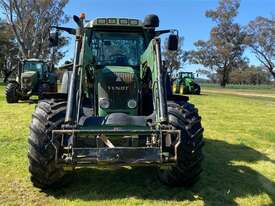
{"left": 15, "top": 99, "right": 38, "bottom": 104}
{"left": 188, "top": 93, "right": 208, "bottom": 96}
{"left": 0, "top": 98, "right": 37, "bottom": 104}
{"left": 45, "top": 139, "right": 275, "bottom": 205}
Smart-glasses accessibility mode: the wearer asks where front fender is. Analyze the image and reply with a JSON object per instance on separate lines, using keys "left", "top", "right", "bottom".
{"left": 8, "top": 80, "right": 19, "bottom": 85}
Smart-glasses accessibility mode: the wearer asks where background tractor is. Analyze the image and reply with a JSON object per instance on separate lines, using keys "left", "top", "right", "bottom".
{"left": 172, "top": 71, "right": 201, "bottom": 95}
{"left": 5, "top": 58, "right": 57, "bottom": 103}
{"left": 28, "top": 14, "right": 204, "bottom": 188}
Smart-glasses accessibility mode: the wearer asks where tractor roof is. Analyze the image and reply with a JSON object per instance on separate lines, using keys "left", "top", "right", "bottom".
{"left": 85, "top": 17, "right": 143, "bottom": 28}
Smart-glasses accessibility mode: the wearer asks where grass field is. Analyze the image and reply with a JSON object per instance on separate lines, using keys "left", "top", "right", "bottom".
{"left": 0, "top": 84, "right": 274, "bottom": 206}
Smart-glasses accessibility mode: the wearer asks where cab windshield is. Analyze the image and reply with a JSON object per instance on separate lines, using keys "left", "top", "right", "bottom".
{"left": 90, "top": 32, "right": 145, "bottom": 66}
{"left": 23, "top": 62, "right": 44, "bottom": 74}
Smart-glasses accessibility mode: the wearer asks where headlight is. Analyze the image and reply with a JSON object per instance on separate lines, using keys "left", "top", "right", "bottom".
{"left": 99, "top": 98, "right": 110, "bottom": 109}
{"left": 128, "top": 99, "right": 137, "bottom": 109}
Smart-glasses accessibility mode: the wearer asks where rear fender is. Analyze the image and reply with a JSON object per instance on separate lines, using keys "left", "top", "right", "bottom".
{"left": 40, "top": 92, "right": 68, "bottom": 100}
{"left": 8, "top": 80, "right": 19, "bottom": 86}
{"left": 168, "top": 94, "right": 189, "bottom": 102}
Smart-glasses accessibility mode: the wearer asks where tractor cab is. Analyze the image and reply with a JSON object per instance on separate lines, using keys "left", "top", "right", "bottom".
{"left": 83, "top": 18, "right": 150, "bottom": 116}
{"left": 22, "top": 59, "right": 48, "bottom": 78}
{"left": 178, "top": 72, "right": 195, "bottom": 79}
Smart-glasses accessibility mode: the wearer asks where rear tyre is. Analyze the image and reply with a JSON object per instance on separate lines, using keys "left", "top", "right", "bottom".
{"left": 172, "top": 83, "right": 177, "bottom": 94}
{"left": 158, "top": 101, "right": 204, "bottom": 187}
{"left": 5, "top": 82, "right": 19, "bottom": 103}
{"left": 179, "top": 85, "right": 184, "bottom": 95}
{"left": 28, "top": 99, "right": 67, "bottom": 188}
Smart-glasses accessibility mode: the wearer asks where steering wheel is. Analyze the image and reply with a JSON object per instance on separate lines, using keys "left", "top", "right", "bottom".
{"left": 110, "top": 54, "right": 127, "bottom": 60}
{"left": 110, "top": 54, "right": 128, "bottom": 65}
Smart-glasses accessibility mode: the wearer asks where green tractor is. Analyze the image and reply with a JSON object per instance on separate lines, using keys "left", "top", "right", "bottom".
{"left": 5, "top": 59, "right": 57, "bottom": 103}
{"left": 172, "top": 72, "right": 201, "bottom": 95}
{"left": 28, "top": 14, "right": 204, "bottom": 188}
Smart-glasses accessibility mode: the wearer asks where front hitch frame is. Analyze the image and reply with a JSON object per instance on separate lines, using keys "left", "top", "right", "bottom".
{"left": 51, "top": 127, "right": 181, "bottom": 166}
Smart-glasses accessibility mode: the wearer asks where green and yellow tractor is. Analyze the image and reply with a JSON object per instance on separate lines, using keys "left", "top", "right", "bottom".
{"left": 28, "top": 14, "right": 204, "bottom": 188}
{"left": 5, "top": 59, "right": 57, "bottom": 103}
{"left": 172, "top": 71, "right": 201, "bottom": 95}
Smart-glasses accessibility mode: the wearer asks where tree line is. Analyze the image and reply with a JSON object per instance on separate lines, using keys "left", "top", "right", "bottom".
{"left": 0, "top": 0, "right": 274, "bottom": 87}
{"left": 198, "top": 64, "right": 272, "bottom": 85}
{"left": 163, "top": 0, "right": 274, "bottom": 87}
{"left": 0, "top": 0, "right": 69, "bottom": 80}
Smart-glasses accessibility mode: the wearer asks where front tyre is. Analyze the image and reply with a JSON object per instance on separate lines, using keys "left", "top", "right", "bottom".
{"left": 28, "top": 99, "right": 67, "bottom": 188}
{"left": 5, "top": 82, "right": 19, "bottom": 103}
{"left": 158, "top": 101, "right": 204, "bottom": 187}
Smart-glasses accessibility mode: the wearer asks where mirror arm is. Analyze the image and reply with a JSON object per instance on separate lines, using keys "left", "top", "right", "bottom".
{"left": 155, "top": 30, "right": 171, "bottom": 36}
{"left": 51, "top": 26, "right": 76, "bottom": 35}
{"left": 155, "top": 29, "right": 178, "bottom": 36}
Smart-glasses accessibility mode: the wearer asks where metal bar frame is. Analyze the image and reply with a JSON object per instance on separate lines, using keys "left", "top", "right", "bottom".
{"left": 52, "top": 129, "right": 181, "bottom": 166}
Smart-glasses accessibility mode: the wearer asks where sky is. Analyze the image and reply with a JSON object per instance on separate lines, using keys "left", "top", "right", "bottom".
{"left": 1, "top": 0, "right": 274, "bottom": 72}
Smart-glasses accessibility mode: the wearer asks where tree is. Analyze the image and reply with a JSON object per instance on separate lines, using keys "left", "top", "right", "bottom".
{"left": 0, "top": 19, "right": 12, "bottom": 67}
{"left": 189, "top": 0, "right": 246, "bottom": 87}
{"left": 162, "top": 36, "right": 189, "bottom": 75}
{"left": 245, "top": 16, "right": 275, "bottom": 79}
{"left": 0, "top": 0, "right": 69, "bottom": 62}
{"left": 0, "top": 19, "right": 18, "bottom": 81}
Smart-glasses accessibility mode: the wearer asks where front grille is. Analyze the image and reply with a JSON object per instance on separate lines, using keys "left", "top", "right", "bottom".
{"left": 98, "top": 72, "right": 137, "bottom": 109}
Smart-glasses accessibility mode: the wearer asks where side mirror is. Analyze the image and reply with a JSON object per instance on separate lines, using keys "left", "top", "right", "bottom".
{"left": 144, "top": 14, "right": 159, "bottom": 28}
{"left": 65, "top": 60, "right": 72, "bottom": 65}
{"left": 51, "top": 26, "right": 76, "bottom": 35}
{"left": 168, "top": 34, "right": 178, "bottom": 51}
{"left": 49, "top": 32, "right": 59, "bottom": 47}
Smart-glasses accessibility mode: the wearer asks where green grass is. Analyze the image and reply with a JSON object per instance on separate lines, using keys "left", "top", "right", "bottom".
{"left": 0, "top": 85, "right": 274, "bottom": 206}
